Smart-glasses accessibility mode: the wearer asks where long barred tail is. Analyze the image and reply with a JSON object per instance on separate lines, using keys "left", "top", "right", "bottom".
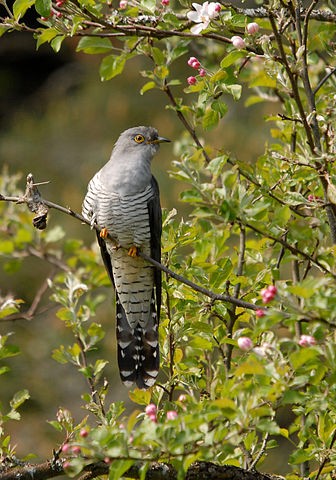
{"left": 116, "top": 295, "right": 160, "bottom": 389}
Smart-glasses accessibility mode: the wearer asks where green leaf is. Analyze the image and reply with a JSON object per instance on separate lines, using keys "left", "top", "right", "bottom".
{"left": 0, "top": 25, "right": 11, "bottom": 37}
{"left": 128, "top": 388, "right": 151, "bottom": 405}
{"left": 10, "top": 389, "right": 30, "bottom": 410}
{"left": 36, "top": 28, "right": 59, "bottom": 48}
{"left": 0, "top": 344, "right": 20, "bottom": 360}
{"left": 100, "top": 55, "right": 126, "bottom": 81}
{"left": 13, "top": 0, "right": 35, "bottom": 19}
{"left": 220, "top": 50, "right": 246, "bottom": 68}
{"left": 77, "top": 37, "right": 113, "bottom": 54}
{"left": 289, "top": 347, "right": 318, "bottom": 370}
{"left": 235, "top": 358, "right": 267, "bottom": 376}
{"left": 151, "top": 47, "right": 165, "bottom": 65}
{"left": 35, "top": 0, "right": 51, "bottom": 17}
{"left": 140, "top": 0, "right": 156, "bottom": 13}
{"left": 51, "top": 35, "right": 65, "bottom": 53}
{"left": 224, "top": 84, "right": 242, "bottom": 101}
{"left": 189, "top": 336, "right": 213, "bottom": 350}
{"left": 1, "top": 241, "right": 14, "bottom": 254}
{"left": 108, "top": 460, "right": 135, "bottom": 480}
{"left": 211, "top": 100, "right": 228, "bottom": 117}
{"left": 202, "top": 109, "right": 219, "bottom": 131}
{"left": 140, "top": 81, "right": 156, "bottom": 95}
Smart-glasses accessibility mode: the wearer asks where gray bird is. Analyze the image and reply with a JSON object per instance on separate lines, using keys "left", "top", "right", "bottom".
{"left": 82, "top": 126, "right": 170, "bottom": 389}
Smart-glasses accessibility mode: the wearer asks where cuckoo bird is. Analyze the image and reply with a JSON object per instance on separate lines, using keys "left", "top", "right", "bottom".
{"left": 82, "top": 126, "right": 170, "bottom": 389}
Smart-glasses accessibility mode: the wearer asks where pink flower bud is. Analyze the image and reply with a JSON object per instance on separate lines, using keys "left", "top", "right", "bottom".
{"left": 231, "top": 36, "right": 246, "bottom": 50}
{"left": 187, "top": 56, "right": 200, "bottom": 69}
{"left": 145, "top": 404, "right": 157, "bottom": 416}
{"left": 178, "top": 394, "right": 187, "bottom": 402}
{"left": 161, "top": 0, "right": 170, "bottom": 5}
{"left": 72, "top": 446, "right": 81, "bottom": 455}
{"left": 255, "top": 308, "right": 266, "bottom": 318}
{"left": 63, "top": 461, "right": 71, "bottom": 469}
{"left": 214, "top": 3, "right": 221, "bottom": 12}
{"left": 261, "top": 285, "right": 277, "bottom": 304}
{"left": 119, "top": 0, "right": 128, "bottom": 8}
{"left": 104, "top": 457, "right": 112, "bottom": 464}
{"left": 148, "top": 413, "right": 157, "bottom": 423}
{"left": 166, "top": 410, "right": 178, "bottom": 420}
{"left": 199, "top": 68, "right": 206, "bottom": 77}
{"left": 267, "top": 285, "right": 277, "bottom": 295}
{"left": 237, "top": 336, "right": 253, "bottom": 351}
{"left": 61, "top": 443, "right": 70, "bottom": 453}
{"left": 80, "top": 428, "right": 88, "bottom": 438}
{"left": 299, "top": 335, "right": 316, "bottom": 347}
{"left": 187, "top": 76, "right": 197, "bottom": 85}
{"left": 246, "top": 22, "right": 259, "bottom": 35}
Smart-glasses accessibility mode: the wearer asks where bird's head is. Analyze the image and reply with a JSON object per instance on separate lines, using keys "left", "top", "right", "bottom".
{"left": 113, "top": 126, "right": 170, "bottom": 158}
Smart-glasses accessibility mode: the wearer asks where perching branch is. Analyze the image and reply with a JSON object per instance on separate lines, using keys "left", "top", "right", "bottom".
{"left": 0, "top": 174, "right": 259, "bottom": 312}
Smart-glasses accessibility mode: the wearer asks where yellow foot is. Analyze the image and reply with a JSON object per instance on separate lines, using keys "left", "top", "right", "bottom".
{"left": 128, "top": 245, "right": 138, "bottom": 257}
{"left": 100, "top": 227, "right": 108, "bottom": 239}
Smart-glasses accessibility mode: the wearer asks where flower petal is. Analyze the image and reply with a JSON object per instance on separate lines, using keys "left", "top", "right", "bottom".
{"left": 187, "top": 11, "right": 201, "bottom": 22}
{"left": 190, "top": 23, "right": 206, "bottom": 34}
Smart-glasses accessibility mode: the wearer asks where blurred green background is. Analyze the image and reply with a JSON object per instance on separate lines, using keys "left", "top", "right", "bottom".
{"left": 0, "top": 6, "right": 285, "bottom": 470}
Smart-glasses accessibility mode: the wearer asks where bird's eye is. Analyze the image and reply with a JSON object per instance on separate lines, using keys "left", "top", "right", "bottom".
{"left": 134, "top": 134, "right": 145, "bottom": 143}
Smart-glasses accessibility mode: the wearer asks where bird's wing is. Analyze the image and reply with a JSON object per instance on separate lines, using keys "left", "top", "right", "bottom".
{"left": 82, "top": 174, "right": 100, "bottom": 224}
{"left": 96, "top": 231, "right": 115, "bottom": 287}
{"left": 147, "top": 175, "right": 162, "bottom": 320}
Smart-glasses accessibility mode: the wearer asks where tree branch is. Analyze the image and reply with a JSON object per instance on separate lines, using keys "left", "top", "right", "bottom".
{"left": 0, "top": 174, "right": 259, "bottom": 312}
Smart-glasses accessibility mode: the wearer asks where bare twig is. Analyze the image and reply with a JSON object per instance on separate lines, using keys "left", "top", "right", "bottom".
{"left": 0, "top": 276, "right": 53, "bottom": 322}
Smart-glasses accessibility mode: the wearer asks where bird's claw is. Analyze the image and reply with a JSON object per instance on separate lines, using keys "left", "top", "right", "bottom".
{"left": 128, "top": 246, "right": 138, "bottom": 257}
{"left": 100, "top": 227, "right": 109, "bottom": 239}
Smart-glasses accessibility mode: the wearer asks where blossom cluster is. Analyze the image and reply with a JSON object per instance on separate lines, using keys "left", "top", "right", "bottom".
{"left": 261, "top": 285, "right": 277, "bottom": 304}
{"left": 145, "top": 404, "right": 179, "bottom": 422}
{"left": 187, "top": 56, "right": 206, "bottom": 85}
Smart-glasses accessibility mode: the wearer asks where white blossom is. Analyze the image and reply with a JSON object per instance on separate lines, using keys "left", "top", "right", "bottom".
{"left": 187, "top": 2, "right": 221, "bottom": 34}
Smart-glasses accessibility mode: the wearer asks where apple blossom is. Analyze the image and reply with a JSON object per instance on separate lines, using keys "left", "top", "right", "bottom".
{"left": 199, "top": 68, "right": 206, "bottom": 77}
{"left": 187, "top": 76, "right": 197, "bottom": 85}
{"left": 178, "top": 394, "right": 187, "bottom": 402}
{"left": 119, "top": 0, "right": 128, "bottom": 9}
{"left": 187, "top": 2, "right": 221, "bottom": 35}
{"left": 237, "top": 336, "right": 253, "bottom": 351}
{"left": 246, "top": 22, "right": 259, "bottom": 35}
{"left": 299, "top": 334, "right": 316, "bottom": 347}
{"left": 148, "top": 413, "right": 157, "bottom": 423}
{"left": 166, "top": 410, "right": 178, "bottom": 420}
{"left": 256, "top": 308, "right": 266, "bottom": 318}
{"left": 145, "top": 403, "right": 157, "bottom": 416}
{"left": 188, "top": 56, "right": 201, "bottom": 69}
{"left": 261, "top": 285, "right": 277, "bottom": 303}
{"left": 231, "top": 36, "right": 246, "bottom": 50}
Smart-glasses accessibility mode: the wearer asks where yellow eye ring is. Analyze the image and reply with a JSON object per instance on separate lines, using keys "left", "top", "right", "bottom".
{"left": 134, "top": 134, "right": 145, "bottom": 143}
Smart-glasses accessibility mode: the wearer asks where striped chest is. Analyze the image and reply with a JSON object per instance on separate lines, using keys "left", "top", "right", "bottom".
{"left": 97, "top": 183, "right": 153, "bottom": 249}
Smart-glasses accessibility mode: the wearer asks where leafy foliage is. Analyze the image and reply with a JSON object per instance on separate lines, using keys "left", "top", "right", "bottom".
{"left": 1, "top": 0, "right": 336, "bottom": 479}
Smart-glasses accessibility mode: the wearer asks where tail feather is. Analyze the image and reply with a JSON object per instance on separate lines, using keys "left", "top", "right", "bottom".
{"left": 116, "top": 294, "right": 159, "bottom": 389}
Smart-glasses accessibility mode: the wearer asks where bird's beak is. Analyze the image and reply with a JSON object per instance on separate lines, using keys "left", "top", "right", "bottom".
{"left": 148, "top": 136, "right": 171, "bottom": 144}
